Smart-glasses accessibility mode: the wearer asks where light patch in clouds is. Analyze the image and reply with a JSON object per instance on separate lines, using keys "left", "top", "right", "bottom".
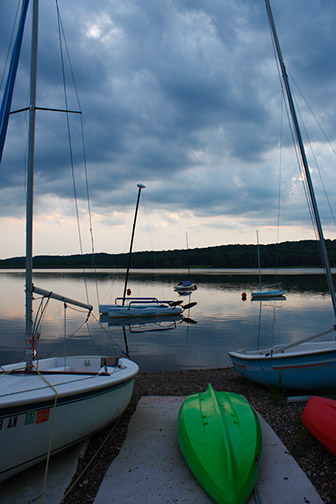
{"left": 85, "top": 13, "right": 124, "bottom": 47}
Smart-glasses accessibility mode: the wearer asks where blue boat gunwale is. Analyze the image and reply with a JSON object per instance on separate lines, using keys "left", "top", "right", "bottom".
{"left": 229, "top": 343, "right": 336, "bottom": 360}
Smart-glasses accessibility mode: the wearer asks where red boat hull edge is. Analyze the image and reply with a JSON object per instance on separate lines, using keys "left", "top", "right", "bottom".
{"left": 302, "top": 396, "right": 336, "bottom": 456}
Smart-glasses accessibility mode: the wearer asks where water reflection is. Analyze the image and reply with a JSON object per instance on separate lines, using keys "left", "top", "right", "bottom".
{"left": 0, "top": 269, "right": 334, "bottom": 372}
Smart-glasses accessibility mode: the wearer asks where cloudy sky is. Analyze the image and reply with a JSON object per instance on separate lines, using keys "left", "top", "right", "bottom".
{"left": 0, "top": 0, "right": 336, "bottom": 260}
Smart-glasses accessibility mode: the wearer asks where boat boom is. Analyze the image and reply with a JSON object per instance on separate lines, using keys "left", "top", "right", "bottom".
{"left": 33, "top": 285, "right": 93, "bottom": 312}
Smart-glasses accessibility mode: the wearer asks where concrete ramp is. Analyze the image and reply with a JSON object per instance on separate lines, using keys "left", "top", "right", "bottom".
{"left": 94, "top": 396, "right": 323, "bottom": 504}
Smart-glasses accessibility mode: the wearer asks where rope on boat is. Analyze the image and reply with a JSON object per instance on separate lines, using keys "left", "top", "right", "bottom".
{"left": 0, "top": 363, "right": 26, "bottom": 375}
{"left": 57, "top": 414, "right": 123, "bottom": 503}
{"left": 32, "top": 364, "right": 58, "bottom": 504}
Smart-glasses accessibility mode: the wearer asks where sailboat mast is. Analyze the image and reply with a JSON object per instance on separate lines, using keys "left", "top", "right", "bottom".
{"left": 25, "top": 0, "right": 38, "bottom": 369}
{"left": 122, "top": 183, "right": 146, "bottom": 305}
{"left": 186, "top": 233, "right": 191, "bottom": 277}
{"left": 265, "top": 0, "right": 336, "bottom": 320}
{"left": 256, "top": 231, "right": 261, "bottom": 290}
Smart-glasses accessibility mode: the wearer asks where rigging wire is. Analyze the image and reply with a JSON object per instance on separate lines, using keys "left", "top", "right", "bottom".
{"left": 290, "top": 89, "right": 336, "bottom": 266}
{"left": 289, "top": 73, "right": 336, "bottom": 228}
{"left": 267, "top": 15, "right": 320, "bottom": 245}
{"left": 55, "top": 2, "right": 85, "bottom": 280}
{"left": 41, "top": 306, "right": 127, "bottom": 359}
{"left": 289, "top": 72, "right": 336, "bottom": 158}
{"left": 44, "top": 315, "right": 92, "bottom": 357}
{"left": 32, "top": 295, "right": 51, "bottom": 343}
{"left": 274, "top": 94, "right": 283, "bottom": 276}
{"left": 91, "top": 312, "right": 128, "bottom": 356}
{"left": 55, "top": 0, "right": 100, "bottom": 307}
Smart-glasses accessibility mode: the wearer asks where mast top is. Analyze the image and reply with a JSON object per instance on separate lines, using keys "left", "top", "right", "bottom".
{"left": 137, "top": 183, "right": 146, "bottom": 189}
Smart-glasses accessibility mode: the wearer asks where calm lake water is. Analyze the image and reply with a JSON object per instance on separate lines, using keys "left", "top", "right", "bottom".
{"left": 0, "top": 268, "right": 335, "bottom": 372}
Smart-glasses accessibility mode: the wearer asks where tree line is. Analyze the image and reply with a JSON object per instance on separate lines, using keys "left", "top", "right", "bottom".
{"left": 1, "top": 239, "right": 336, "bottom": 269}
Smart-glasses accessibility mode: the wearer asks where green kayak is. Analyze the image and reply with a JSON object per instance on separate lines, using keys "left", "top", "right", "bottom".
{"left": 178, "top": 384, "right": 262, "bottom": 504}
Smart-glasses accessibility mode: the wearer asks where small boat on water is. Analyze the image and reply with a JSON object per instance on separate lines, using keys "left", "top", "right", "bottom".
{"left": 0, "top": 0, "right": 138, "bottom": 481}
{"left": 174, "top": 280, "right": 197, "bottom": 293}
{"left": 178, "top": 384, "right": 262, "bottom": 504}
{"left": 302, "top": 396, "right": 336, "bottom": 456}
{"left": 174, "top": 235, "right": 198, "bottom": 294}
{"left": 251, "top": 231, "right": 286, "bottom": 300}
{"left": 251, "top": 288, "right": 286, "bottom": 300}
{"left": 229, "top": 0, "right": 336, "bottom": 391}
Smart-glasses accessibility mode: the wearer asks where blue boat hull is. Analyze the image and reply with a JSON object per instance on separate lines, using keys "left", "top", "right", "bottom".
{"left": 229, "top": 342, "right": 336, "bottom": 391}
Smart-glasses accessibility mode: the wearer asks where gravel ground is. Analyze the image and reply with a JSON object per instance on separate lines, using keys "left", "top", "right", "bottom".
{"left": 62, "top": 367, "right": 336, "bottom": 504}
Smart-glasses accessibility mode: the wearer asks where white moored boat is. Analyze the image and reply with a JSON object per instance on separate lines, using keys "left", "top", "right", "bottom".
{"left": 174, "top": 280, "right": 197, "bottom": 293}
{"left": 251, "top": 288, "right": 286, "bottom": 300}
{"left": 100, "top": 297, "right": 184, "bottom": 318}
{"left": 0, "top": 0, "right": 138, "bottom": 481}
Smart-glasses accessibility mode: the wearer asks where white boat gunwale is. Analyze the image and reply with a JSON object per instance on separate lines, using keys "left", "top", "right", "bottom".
{"left": 0, "top": 358, "right": 139, "bottom": 410}
{"left": 0, "top": 376, "right": 136, "bottom": 416}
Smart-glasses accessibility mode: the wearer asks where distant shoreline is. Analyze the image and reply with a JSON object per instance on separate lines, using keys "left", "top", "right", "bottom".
{"left": 0, "top": 267, "right": 333, "bottom": 275}
{"left": 1, "top": 238, "right": 336, "bottom": 270}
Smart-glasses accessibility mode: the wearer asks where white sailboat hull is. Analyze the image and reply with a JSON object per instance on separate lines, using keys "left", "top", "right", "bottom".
{"left": 0, "top": 356, "right": 138, "bottom": 481}
{"left": 100, "top": 302, "right": 183, "bottom": 318}
{"left": 229, "top": 342, "right": 336, "bottom": 391}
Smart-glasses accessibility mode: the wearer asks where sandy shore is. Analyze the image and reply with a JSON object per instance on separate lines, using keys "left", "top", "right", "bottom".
{"left": 62, "top": 367, "right": 335, "bottom": 504}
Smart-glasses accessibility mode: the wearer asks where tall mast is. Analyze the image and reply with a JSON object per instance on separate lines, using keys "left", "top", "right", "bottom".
{"left": 264, "top": 0, "right": 336, "bottom": 320}
{"left": 122, "top": 183, "right": 146, "bottom": 305}
{"left": 25, "top": 0, "right": 38, "bottom": 369}
{"left": 256, "top": 230, "right": 261, "bottom": 290}
{"left": 186, "top": 233, "right": 190, "bottom": 277}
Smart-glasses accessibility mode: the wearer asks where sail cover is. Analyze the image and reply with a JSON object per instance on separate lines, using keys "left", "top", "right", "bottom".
{"left": 0, "top": 0, "right": 30, "bottom": 163}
